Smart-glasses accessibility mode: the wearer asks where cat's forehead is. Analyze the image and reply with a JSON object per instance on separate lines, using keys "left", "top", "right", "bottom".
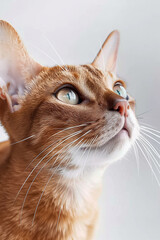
{"left": 46, "top": 64, "right": 118, "bottom": 93}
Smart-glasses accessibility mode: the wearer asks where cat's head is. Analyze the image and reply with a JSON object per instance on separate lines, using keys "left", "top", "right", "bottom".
{"left": 0, "top": 21, "right": 139, "bottom": 175}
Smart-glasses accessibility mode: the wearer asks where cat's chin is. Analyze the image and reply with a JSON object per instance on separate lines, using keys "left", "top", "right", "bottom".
{"left": 70, "top": 130, "right": 131, "bottom": 170}
{"left": 96, "top": 128, "right": 131, "bottom": 163}
{"left": 113, "top": 127, "right": 130, "bottom": 140}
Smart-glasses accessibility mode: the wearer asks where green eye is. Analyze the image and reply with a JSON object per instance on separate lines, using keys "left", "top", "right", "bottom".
{"left": 113, "top": 83, "right": 128, "bottom": 100}
{"left": 56, "top": 87, "right": 79, "bottom": 105}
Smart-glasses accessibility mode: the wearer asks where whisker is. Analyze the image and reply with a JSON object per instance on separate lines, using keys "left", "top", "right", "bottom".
{"left": 139, "top": 122, "right": 160, "bottom": 133}
{"left": 140, "top": 134, "right": 160, "bottom": 158}
{"left": 54, "top": 137, "right": 88, "bottom": 186}
{"left": 140, "top": 137, "right": 160, "bottom": 172}
{"left": 11, "top": 135, "right": 35, "bottom": 145}
{"left": 26, "top": 122, "right": 92, "bottom": 170}
{"left": 43, "top": 35, "right": 68, "bottom": 71}
{"left": 141, "top": 126, "right": 160, "bottom": 136}
{"left": 82, "top": 136, "right": 98, "bottom": 174}
{"left": 20, "top": 131, "right": 84, "bottom": 222}
{"left": 29, "top": 42, "right": 66, "bottom": 71}
{"left": 15, "top": 129, "right": 83, "bottom": 202}
{"left": 75, "top": 138, "right": 91, "bottom": 171}
{"left": 140, "top": 131, "right": 160, "bottom": 146}
{"left": 137, "top": 116, "right": 144, "bottom": 120}
{"left": 31, "top": 130, "right": 92, "bottom": 225}
{"left": 132, "top": 142, "right": 140, "bottom": 175}
{"left": 55, "top": 137, "right": 89, "bottom": 183}
{"left": 55, "top": 208, "right": 62, "bottom": 230}
{"left": 137, "top": 109, "right": 151, "bottom": 117}
{"left": 135, "top": 140, "right": 160, "bottom": 187}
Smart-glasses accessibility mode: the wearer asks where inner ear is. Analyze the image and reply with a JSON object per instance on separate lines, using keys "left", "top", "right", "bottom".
{"left": 92, "top": 30, "right": 120, "bottom": 73}
{"left": 0, "top": 20, "right": 42, "bottom": 112}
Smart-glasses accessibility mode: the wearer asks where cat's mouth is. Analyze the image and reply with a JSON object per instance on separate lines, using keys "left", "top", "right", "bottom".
{"left": 118, "top": 121, "right": 130, "bottom": 138}
{"left": 105, "top": 119, "right": 131, "bottom": 146}
{"left": 120, "top": 127, "right": 129, "bottom": 135}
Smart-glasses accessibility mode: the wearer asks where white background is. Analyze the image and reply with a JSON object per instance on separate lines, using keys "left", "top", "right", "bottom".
{"left": 0, "top": 0, "right": 160, "bottom": 239}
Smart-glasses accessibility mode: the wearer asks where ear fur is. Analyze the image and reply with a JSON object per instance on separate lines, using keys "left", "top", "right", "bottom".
{"left": 0, "top": 20, "right": 42, "bottom": 112}
{"left": 92, "top": 30, "right": 120, "bottom": 73}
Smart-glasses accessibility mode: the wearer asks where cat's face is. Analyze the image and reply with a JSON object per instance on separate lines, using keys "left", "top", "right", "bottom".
{"left": 0, "top": 21, "right": 140, "bottom": 175}
{"left": 24, "top": 65, "right": 139, "bottom": 171}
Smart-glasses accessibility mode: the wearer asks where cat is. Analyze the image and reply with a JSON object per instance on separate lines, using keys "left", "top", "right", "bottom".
{"left": 0, "top": 20, "right": 140, "bottom": 240}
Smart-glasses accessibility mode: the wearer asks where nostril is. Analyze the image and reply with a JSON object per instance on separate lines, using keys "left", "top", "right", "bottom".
{"left": 113, "top": 100, "right": 129, "bottom": 117}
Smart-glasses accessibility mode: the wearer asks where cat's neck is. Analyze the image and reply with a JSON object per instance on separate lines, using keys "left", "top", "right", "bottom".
{"left": 0, "top": 141, "right": 103, "bottom": 239}
{"left": 8, "top": 143, "right": 104, "bottom": 209}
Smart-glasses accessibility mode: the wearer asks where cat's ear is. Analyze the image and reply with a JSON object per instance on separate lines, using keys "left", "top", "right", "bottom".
{"left": 92, "top": 30, "right": 120, "bottom": 73}
{"left": 0, "top": 20, "right": 42, "bottom": 112}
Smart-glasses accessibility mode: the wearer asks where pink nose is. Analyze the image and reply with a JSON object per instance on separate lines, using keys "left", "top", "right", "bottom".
{"left": 113, "top": 100, "right": 129, "bottom": 117}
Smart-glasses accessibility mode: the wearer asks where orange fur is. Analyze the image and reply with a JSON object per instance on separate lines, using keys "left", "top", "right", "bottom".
{"left": 0, "top": 21, "right": 139, "bottom": 239}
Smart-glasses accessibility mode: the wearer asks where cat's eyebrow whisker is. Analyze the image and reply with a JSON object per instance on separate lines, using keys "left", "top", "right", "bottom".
{"left": 31, "top": 130, "right": 92, "bottom": 225}
{"left": 135, "top": 140, "right": 160, "bottom": 187}
{"left": 43, "top": 35, "right": 69, "bottom": 71}
{"left": 29, "top": 42, "right": 66, "bottom": 72}
{"left": 11, "top": 135, "right": 35, "bottom": 145}
{"left": 15, "top": 129, "right": 84, "bottom": 203}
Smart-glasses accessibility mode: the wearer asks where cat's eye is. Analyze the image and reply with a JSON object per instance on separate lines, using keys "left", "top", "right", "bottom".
{"left": 56, "top": 87, "right": 79, "bottom": 105}
{"left": 113, "top": 82, "right": 129, "bottom": 100}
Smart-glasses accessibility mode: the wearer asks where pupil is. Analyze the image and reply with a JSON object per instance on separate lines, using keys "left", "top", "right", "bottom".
{"left": 117, "top": 90, "right": 121, "bottom": 96}
{"left": 67, "top": 92, "right": 71, "bottom": 100}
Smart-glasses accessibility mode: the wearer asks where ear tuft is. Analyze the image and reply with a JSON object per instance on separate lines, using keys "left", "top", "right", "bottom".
{"left": 0, "top": 20, "right": 42, "bottom": 112}
{"left": 92, "top": 30, "right": 120, "bottom": 73}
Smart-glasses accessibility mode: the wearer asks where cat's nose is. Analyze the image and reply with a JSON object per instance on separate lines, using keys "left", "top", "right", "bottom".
{"left": 113, "top": 100, "right": 129, "bottom": 117}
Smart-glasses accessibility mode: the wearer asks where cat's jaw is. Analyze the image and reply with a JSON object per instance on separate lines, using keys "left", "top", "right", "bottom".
{"left": 69, "top": 108, "right": 140, "bottom": 170}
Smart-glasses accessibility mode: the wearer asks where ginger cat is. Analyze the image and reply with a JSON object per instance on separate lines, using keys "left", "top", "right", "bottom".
{"left": 0, "top": 20, "right": 139, "bottom": 240}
